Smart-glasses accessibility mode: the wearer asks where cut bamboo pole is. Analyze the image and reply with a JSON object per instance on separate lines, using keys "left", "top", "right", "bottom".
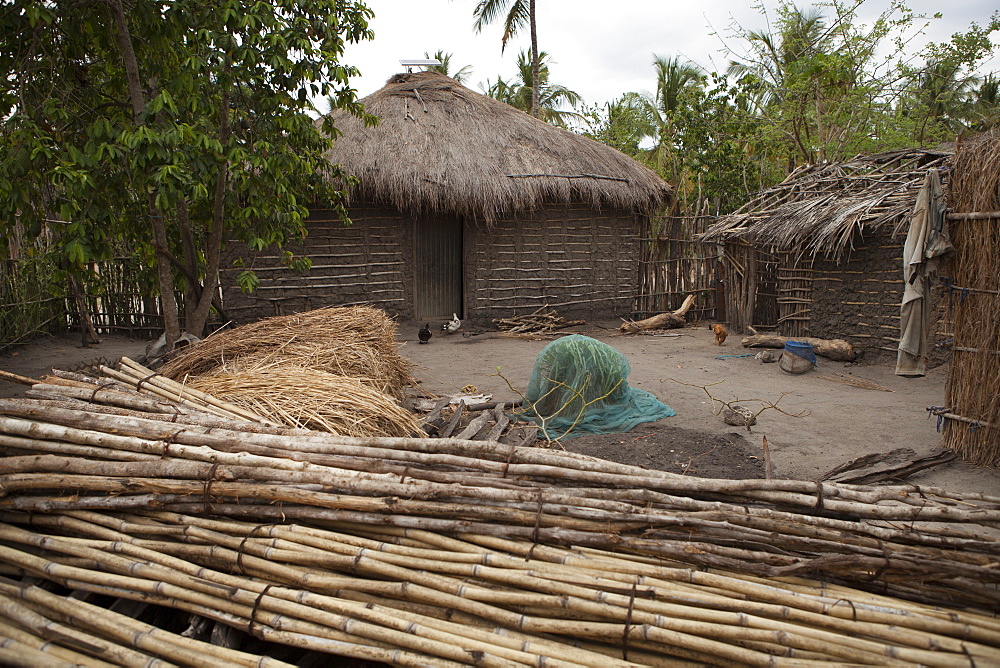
{"left": 2, "top": 373, "right": 1000, "bottom": 665}
{"left": 0, "top": 617, "right": 117, "bottom": 667}
{"left": 116, "top": 357, "right": 275, "bottom": 423}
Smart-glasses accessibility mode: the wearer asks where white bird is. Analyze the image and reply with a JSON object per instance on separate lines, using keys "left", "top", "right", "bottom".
{"left": 442, "top": 313, "right": 461, "bottom": 333}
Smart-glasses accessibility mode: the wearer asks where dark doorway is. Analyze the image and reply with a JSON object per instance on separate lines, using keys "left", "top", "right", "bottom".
{"left": 415, "top": 215, "right": 463, "bottom": 320}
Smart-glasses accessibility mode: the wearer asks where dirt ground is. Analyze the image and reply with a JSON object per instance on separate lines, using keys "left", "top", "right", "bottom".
{"left": 1, "top": 322, "right": 997, "bottom": 498}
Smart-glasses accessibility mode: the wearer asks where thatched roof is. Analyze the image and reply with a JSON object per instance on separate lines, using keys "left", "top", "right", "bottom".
{"left": 323, "top": 71, "right": 672, "bottom": 221}
{"left": 699, "top": 149, "right": 951, "bottom": 257}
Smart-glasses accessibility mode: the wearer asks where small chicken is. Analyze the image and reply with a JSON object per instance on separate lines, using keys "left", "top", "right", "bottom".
{"left": 418, "top": 324, "right": 432, "bottom": 344}
{"left": 442, "top": 313, "right": 461, "bottom": 334}
{"left": 710, "top": 323, "right": 728, "bottom": 346}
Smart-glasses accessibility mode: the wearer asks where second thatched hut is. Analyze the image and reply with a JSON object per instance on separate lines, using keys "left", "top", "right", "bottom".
{"left": 220, "top": 71, "right": 673, "bottom": 324}
{"left": 700, "top": 149, "right": 952, "bottom": 365}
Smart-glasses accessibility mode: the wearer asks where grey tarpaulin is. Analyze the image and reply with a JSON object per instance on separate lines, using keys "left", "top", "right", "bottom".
{"left": 896, "top": 169, "right": 952, "bottom": 377}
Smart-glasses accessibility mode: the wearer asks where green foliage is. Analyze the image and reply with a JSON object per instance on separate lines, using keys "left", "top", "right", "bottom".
{"left": 236, "top": 269, "right": 260, "bottom": 295}
{"left": 897, "top": 12, "right": 1000, "bottom": 141}
{"left": 576, "top": 1, "right": 998, "bottom": 215}
{"left": 0, "top": 0, "right": 374, "bottom": 338}
{"left": 483, "top": 51, "right": 583, "bottom": 127}
{"left": 578, "top": 62, "right": 773, "bottom": 214}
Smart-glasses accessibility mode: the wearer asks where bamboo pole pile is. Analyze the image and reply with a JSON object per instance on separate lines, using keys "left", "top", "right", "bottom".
{"left": 1, "top": 376, "right": 1000, "bottom": 664}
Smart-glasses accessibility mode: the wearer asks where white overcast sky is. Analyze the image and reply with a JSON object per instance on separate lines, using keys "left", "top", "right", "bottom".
{"left": 338, "top": 0, "right": 999, "bottom": 109}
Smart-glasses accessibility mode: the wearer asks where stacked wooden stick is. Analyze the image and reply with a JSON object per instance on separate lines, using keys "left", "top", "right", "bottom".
{"left": 1, "top": 361, "right": 999, "bottom": 666}
{"left": 493, "top": 306, "right": 585, "bottom": 333}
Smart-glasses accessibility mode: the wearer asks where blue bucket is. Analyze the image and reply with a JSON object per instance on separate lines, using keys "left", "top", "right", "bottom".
{"left": 784, "top": 341, "right": 817, "bottom": 366}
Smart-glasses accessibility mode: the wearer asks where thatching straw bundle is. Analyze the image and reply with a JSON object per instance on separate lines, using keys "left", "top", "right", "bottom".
{"left": 185, "top": 366, "right": 424, "bottom": 438}
{"left": 161, "top": 306, "right": 411, "bottom": 400}
{"left": 943, "top": 130, "right": 1000, "bottom": 466}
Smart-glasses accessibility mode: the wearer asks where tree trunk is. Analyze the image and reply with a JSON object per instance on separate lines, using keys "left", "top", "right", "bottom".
{"left": 740, "top": 334, "right": 856, "bottom": 361}
{"left": 186, "top": 55, "right": 233, "bottom": 337}
{"left": 620, "top": 294, "right": 696, "bottom": 333}
{"left": 110, "top": 0, "right": 181, "bottom": 349}
{"left": 529, "top": 0, "right": 539, "bottom": 119}
{"left": 176, "top": 199, "right": 199, "bottom": 327}
{"left": 67, "top": 273, "right": 100, "bottom": 347}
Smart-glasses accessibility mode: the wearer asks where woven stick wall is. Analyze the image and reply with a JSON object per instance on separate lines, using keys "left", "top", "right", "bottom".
{"left": 218, "top": 206, "right": 409, "bottom": 322}
{"left": 941, "top": 131, "right": 1000, "bottom": 466}
{"left": 469, "top": 206, "right": 642, "bottom": 320}
{"left": 636, "top": 213, "right": 719, "bottom": 321}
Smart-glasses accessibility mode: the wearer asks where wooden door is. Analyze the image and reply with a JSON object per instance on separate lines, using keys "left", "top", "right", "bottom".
{"left": 415, "top": 215, "right": 463, "bottom": 320}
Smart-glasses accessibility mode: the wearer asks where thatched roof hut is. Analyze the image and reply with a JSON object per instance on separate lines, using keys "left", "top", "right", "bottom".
{"left": 701, "top": 149, "right": 950, "bottom": 257}
{"left": 699, "top": 149, "right": 952, "bottom": 363}
{"left": 221, "top": 71, "right": 673, "bottom": 324}
{"left": 325, "top": 71, "right": 672, "bottom": 222}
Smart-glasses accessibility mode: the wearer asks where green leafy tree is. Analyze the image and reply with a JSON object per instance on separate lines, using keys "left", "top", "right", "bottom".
{"left": 578, "top": 93, "right": 656, "bottom": 155}
{"left": 472, "top": 0, "right": 540, "bottom": 118}
{"left": 483, "top": 51, "right": 582, "bottom": 127}
{"left": 725, "top": 0, "right": 927, "bottom": 167}
{"left": 0, "top": 0, "right": 374, "bottom": 348}
{"left": 422, "top": 50, "right": 473, "bottom": 83}
{"left": 898, "top": 13, "right": 1000, "bottom": 142}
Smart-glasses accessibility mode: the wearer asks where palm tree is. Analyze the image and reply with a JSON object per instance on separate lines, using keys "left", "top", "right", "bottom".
{"left": 966, "top": 74, "right": 1000, "bottom": 131}
{"left": 422, "top": 50, "right": 473, "bottom": 84}
{"left": 727, "top": 5, "right": 827, "bottom": 111}
{"left": 908, "top": 58, "right": 980, "bottom": 141}
{"left": 653, "top": 55, "right": 705, "bottom": 114}
{"left": 641, "top": 55, "right": 705, "bottom": 179}
{"left": 472, "top": 0, "right": 539, "bottom": 118}
{"left": 586, "top": 92, "right": 657, "bottom": 155}
{"left": 483, "top": 50, "right": 582, "bottom": 127}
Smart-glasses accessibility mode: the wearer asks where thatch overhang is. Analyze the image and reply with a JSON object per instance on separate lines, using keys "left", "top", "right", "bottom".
{"left": 322, "top": 71, "right": 673, "bottom": 222}
{"left": 699, "top": 149, "right": 951, "bottom": 258}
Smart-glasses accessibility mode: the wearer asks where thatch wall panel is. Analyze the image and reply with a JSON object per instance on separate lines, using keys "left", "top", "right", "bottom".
{"left": 941, "top": 129, "right": 1000, "bottom": 466}
{"left": 219, "top": 206, "right": 412, "bottom": 322}
{"left": 467, "top": 205, "right": 640, "bottom": 320}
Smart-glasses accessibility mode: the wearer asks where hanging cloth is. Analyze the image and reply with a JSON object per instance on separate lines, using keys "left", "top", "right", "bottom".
{"left": 896, "top": 169, "right": 952, "bottom": 377}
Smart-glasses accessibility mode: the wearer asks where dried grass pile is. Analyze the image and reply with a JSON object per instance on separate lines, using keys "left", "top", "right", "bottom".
{"left": 161, "top": 306, "right": 411, "bottom": 400}
{"left": 943, "top": 130, "right": 1000, "bottom": 466}
{"left": 156, "top": 306, "right": 417, "bottom": 438}
{"left": 185, "top": 365, "right": 423, "bottom": 438}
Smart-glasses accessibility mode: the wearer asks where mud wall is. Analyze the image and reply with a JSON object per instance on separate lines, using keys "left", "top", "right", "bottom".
{"left": 465, "top": 205, "right": 642, "bottom": 322}
{"left": 219, "top": 205, "right": 412, "bottom": 324}
{"left": 807, "top": 236, "right": 949, "bottom": 366}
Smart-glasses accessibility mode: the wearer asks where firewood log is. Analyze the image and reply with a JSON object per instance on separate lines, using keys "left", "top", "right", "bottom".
{"left": 620, "top": 294, "right": 696, "bottom": 333}
{"left": 740, "top": 335, "right": 856, "bottom": 361}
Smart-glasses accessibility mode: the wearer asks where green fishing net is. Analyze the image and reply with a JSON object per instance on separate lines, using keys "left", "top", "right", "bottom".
{"left": 519, "top": 334, "right": 676, "bottom": 440}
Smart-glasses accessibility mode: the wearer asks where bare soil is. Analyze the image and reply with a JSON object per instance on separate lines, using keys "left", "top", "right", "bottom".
{"left": 2, "top": 322, "right": 997, "bottom": 497}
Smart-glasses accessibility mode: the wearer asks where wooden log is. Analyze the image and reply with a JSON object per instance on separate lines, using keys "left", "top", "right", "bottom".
{"left": 620, "top": 294, "right": 696, "bottom": 333}
{"left": 0, "top": 370, "right": 38, "bottom": 387}
{"left": 740, "top": 335, "right": 857, "bottom": 361}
